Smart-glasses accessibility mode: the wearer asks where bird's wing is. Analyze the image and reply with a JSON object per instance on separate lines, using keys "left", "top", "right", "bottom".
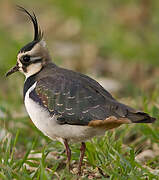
{"left": 29, "top": 72, "right": 134, "bottom": 126}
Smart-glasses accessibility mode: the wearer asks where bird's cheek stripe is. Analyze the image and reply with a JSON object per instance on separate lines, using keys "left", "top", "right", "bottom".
{"left": 22, "top": 65, "right": 27, "bottom": 73}
{"left": 32, "top": 59, "right": 42, "bottom": 64}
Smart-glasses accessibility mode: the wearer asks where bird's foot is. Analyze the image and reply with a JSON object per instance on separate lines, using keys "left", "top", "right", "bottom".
{"left": 77, "top": 169, "right": 82, "bottom": 176}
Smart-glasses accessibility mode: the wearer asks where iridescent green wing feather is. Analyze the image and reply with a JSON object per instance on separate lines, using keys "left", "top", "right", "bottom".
{"left": 32, "top": 75, "right": 111, "bottom": 125}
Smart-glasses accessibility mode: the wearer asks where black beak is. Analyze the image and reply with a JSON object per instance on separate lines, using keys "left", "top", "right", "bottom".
{"left": 6, "top": 64, "right": 19, "bottom": 77}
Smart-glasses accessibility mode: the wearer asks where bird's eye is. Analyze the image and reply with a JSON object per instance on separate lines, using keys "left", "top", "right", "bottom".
{"left": 22, "top": 55, "right": 30, "bottom": 62}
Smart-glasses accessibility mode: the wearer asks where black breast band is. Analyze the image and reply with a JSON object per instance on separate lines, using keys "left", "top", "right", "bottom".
{"left": 23, "top": 74, "right": 36, "bottom": 99}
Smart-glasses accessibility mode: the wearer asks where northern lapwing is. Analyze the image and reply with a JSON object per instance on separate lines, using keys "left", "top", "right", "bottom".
{"left": 6, "top": 7, "right": 156, "bottom": 175}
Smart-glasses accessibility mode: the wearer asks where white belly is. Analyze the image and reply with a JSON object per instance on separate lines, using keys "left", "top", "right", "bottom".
{"left": 24, "top": 82, "right": 105, "bottom": 142}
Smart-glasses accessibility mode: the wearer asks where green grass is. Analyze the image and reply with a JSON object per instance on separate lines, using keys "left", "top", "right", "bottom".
{"left": 0, "top": 92, "right": 159, "bottom": 179}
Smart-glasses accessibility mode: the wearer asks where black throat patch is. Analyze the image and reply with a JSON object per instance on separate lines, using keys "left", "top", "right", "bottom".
{"left": 23, "top": 74, "right": 37, "bottom": 99}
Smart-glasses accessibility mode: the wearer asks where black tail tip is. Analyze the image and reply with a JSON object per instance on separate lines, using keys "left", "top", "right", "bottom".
{"left": 135, "top": 112, "right": 156, "bottom": 123}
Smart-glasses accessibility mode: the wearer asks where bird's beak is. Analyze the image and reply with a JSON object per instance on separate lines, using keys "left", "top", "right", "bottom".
{"left": 6, "top": 64, "right": 19, "bottom": 77}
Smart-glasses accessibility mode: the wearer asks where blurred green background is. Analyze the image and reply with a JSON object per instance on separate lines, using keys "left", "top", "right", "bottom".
{"left": 0, "top": 0, "right": 159, "bottom": 179}
{"left": 1, "top": 0, "right": 159, "bottom": 106}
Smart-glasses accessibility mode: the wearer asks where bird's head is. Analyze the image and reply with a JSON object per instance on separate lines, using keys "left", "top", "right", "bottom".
{"left": 6, "top": 6, "right": 51, "bottom": 78}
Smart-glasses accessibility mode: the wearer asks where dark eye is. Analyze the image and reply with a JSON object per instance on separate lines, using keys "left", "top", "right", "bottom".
{"left": 23, "top": 55, "right": 30, "bottom": 62}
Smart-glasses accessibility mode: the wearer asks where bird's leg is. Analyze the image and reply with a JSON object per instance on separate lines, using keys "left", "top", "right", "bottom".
{"left": 78, "top": 142, "right": 86, "bottom": 175}
{"left": 63, "top": 139, "right": 71, "bottom": 171}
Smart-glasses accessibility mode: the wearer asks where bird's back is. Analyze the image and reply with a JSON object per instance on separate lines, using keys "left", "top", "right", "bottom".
{"left": 30, "top": 63, "right": 155, "bottom": 127}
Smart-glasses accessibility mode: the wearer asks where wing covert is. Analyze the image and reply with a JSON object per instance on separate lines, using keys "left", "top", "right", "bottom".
{"left": 28, "top": 70, "right": 132, "bottom": 126}
{"left": 29, "top": 75, "right": 112, "bottom": 125}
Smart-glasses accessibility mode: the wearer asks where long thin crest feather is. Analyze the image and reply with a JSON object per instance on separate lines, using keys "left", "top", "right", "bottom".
{"left": 17, "top": 5, "right": 43, "bottom": 41}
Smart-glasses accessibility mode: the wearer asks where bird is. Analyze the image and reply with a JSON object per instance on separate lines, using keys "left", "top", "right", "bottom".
{"left": 6, "top": 6, "right": 156, "bottom": 175}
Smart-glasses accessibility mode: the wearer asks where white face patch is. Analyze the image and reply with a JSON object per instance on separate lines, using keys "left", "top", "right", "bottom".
{"left": 17, "top": 42, "right": 45, "bottom": 78}
{"left": 17, "top": 56, "right": 42, "bottom": 78}
{"left": 30, "top": 56, "right": 41, "bottom": 61}
{"left": 17, "top": 60, "right": 23, "bottom": 73}
{"left": 24, "top": 63, "right": 42, "bottom": 78}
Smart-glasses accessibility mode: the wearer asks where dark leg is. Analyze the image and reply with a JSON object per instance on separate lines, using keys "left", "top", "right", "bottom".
{"left": 78, "top": 142, "right": 86, "bottom": 175}
{"left": 63, "top": 139, "right": 71, "bottom": 171}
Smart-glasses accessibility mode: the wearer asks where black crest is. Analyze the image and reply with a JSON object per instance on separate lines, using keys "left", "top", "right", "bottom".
{"left": 17, "top": 6, "right": 43, "bottom": 42}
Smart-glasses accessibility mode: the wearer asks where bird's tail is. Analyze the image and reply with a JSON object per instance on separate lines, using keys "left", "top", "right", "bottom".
{"left": 115, "top": 102, "right": 156, "bottom": 124}
{"left": 126, "top": 111, "right": 156, "bottom": 123}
